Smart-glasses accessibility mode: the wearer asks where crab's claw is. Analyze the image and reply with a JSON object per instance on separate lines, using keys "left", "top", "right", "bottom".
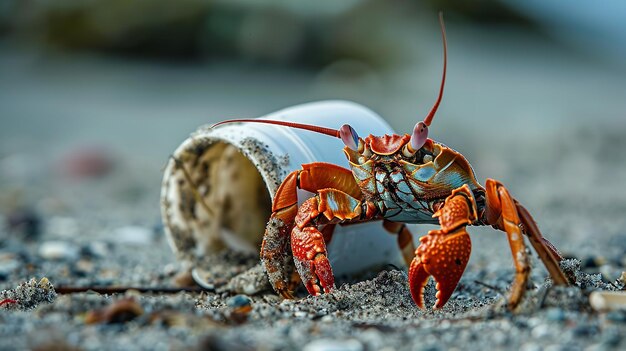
{"left": 408, "top": 228, "right": 471, "bottom": 309}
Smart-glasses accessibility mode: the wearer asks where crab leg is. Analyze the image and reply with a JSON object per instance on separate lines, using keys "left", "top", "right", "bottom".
{"left": 484, "top": 179, "right": 569, "bottom": 287}
{"left": 515, "top": 202, "right": 569, "bottom": 285}
{"left": 383, "top": 221, "right": 417, "bottom": 267}
{"left": 478, "top": 179, "right": 533, "bottom": 309}
{"left": 261, "top": 162, "right": 362, "bottom": 298}
{"left": 409, "top": 185, "right": 475, "bottom": 309}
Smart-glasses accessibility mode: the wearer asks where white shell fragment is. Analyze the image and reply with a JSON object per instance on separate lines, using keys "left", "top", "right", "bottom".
{"left": 38, "top": 241, "right": 80, "bottom": 261}
{"left": 160, "top": 100, "right": 404, "bottom": 281}
{"left": 589, "top": 291, "right": 626, "bottom": 311}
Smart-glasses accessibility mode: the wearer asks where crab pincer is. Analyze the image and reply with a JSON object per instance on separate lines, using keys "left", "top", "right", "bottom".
{"left": 409, "top": 186, "right": 475, "bottom": 309}
{"left": 291, "top": 226, "right": 335, "bottom": 295}
{"left": 290, "top": 189, "right": 363, "bottom": 295}
{"left": 409, "top": 229, "right": 471, "bottom": 309}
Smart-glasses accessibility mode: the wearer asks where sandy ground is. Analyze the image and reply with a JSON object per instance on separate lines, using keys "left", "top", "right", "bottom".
{"left": 1, "top": 24, "right": 626, "bottom": 350}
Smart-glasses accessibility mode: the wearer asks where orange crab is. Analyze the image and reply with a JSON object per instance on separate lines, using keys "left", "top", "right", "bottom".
{"left": 213, "top": 14, "right": 569, "bottom": 309}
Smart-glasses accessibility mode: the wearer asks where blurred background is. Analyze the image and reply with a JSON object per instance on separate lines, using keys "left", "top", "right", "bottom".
{"left": 1, "top": 0, "right": 626, "bottom": 265}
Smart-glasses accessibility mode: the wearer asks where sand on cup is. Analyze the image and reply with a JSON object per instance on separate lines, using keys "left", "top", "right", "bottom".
{"left": 160, "top": 101, "right": 405, "bottom": 289}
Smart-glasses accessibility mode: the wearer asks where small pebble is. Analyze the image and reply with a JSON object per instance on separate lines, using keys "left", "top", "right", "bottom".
{"left": 224, "top": 295, "right": 253, "bottom": 325}
{"left": 546, "top": 308, "right": 565, "bottom": 322}
{"left": 491, "top": 330, "right": 507, "bottom": 345}
{"left": 520, "top": 343, "right": 542, "bottom": 351}
{"left": 582, "top": 256, "right": 607, "bottom": 269}
{"left": 599, "top": 264, "right": 621, "bottom": 282}
{"left": 6, "top": 207, "right": 41, "bottom": 239}
{"left": 605, "top": 311, "right": 626, "bottom": 323}
{"left": 81, "top": 241, "right": 110, "bottom": 258}
{"left": 172, "top": 270, "right": 195, "bottom": 288}
{"left": 303, "top": 339, "right": 364, "bottom": 351}
{"left": 226, "top": 295, "right": 251, "bottom": 308}
{"left": 0, "top": 254, "right": 20, "bottom": 277}
{"left": 572, "top": 324, "right": 597, "bottom": 337}
{"left": 162, "top": 263, "right": 178, "bottom": 276}
{"left": 601, "top": 329, "right": 622, "bottom": 346}
{"left": 113, "top": 226, "right": 153, "bottom": 245}
{"left": 531, "top": 324, "right": 551, "bottom": 339}
{"left": 320, "top": 315, "right": 333, "bottom": 322}
{"left": 38, "top": 241, "right": 80, "bottom": 261}
{"left": 294, "top": 311, "right": 307, "bottom": 318}
{"left": 581, "top": 257, "right": 594, "bottom": 269}
{"left": 359, "top": 329, "right": 383, "bottom": 350}
{"left": 543, "top": 345, "right": 565, "bottom": 351}
{"left": 46, "top": 216, "right": 79, "bottom": 238}
{"left": 72, "top": 259, "right": 95, "bottom": 276}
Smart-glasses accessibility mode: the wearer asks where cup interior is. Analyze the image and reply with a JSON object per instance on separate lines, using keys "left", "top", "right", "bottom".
{"left": 163, "top": 140, "right": 272, "bottom": 260}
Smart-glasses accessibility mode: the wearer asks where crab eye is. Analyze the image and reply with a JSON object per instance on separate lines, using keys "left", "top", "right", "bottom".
{"left": 409, "top": 121, "right": 429, "bottom": 151}
{"left": 339, "top": 124, "right": 360, "bottom": 151}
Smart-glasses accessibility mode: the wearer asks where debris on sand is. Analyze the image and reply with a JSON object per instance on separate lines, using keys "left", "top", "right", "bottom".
{"left": 85, "top": 297, "right": 144, "bottom": 324}
{"left": 0, "top": 277, "right": 56, "bottom": 310}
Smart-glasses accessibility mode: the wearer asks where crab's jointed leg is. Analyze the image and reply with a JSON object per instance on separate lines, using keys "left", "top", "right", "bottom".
{"left": 480, "top": 179, "right": 533, "bottom": 309}
{"left": 261, "top": 162, "right": 362, "bottom": 298}
{"left": 409, "top": 179, "right": 570, "bottom": 310}
{"left": 514, "top": 202, "right": 569, "bottom": 285}
{"left": 484, "top": 179, "right": 569, "bottom": 288}
{"left": 383, "top": 220, "right": 417, "bottom": 267}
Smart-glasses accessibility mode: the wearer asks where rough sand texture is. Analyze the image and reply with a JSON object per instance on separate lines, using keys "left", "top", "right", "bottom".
{"left": 1, "top": 128, "right": 626, "bottom": 350}
{"left": 1, "top": 51, "right": 626, "bottom": 350}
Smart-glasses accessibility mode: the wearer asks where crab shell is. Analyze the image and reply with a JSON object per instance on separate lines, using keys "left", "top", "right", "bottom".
{"left": 343, "top": 134, "right": 484, "bottom": 224}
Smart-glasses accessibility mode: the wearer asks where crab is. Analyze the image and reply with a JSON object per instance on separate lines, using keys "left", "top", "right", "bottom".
{"left": 212, "top": 13, "right": 570, "bottom": 309}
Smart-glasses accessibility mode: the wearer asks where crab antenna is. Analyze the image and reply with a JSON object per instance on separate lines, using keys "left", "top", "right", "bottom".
{"left": 211, "top": 119, "right": 341, "bottom": 138}
{"left": 422, "top": 12, "right": 447, "bottom": 127}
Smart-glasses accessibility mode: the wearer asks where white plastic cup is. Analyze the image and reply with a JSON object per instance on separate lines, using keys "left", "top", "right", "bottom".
{"left": 160, "top": 100, "right": 403, "bottom": 277}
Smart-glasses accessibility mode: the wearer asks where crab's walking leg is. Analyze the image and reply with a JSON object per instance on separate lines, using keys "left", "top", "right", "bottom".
{"left": 409, "top": 185, "right": 474, "bottom": 309}
{"left": 383, "top": 221, "right": 417, "bottom": 267}
{"left": 292, "top": 188, "right": 371, "bottom": 295}
{"left": 261, "top": 163, "right": 362, "bottom": 298}
{"left": 485, "top": 179, "right": 569, "bottom": 287}
{"left": 479, "top": 179, "right": 534, "bottom": 309}
{"left": 515, "top": 202, "right": 568, "bottom": 284}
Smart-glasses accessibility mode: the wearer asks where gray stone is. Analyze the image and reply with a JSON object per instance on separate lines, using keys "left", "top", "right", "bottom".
{"left": 38, "top": 241, "right": 80, "bottom": 261}
{"left": 303, "top": 339, "right": 364, "bottom": 351}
